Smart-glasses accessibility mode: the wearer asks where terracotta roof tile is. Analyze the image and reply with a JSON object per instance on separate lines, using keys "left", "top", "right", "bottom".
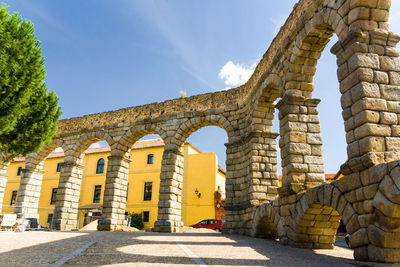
{"left": 12, "top": 138, "right": 165, "bottom": 162}
{"left": 12, "top": 157, "right": 25, "bottom": 162}
{"left": 325, "top": 173, "right": 336, "bottom": 179}
{"left": 278, "top": 174, "right": 338, "bottom": 180}
{"left": 132, "top": 138, "right": 164, "bottom": 149}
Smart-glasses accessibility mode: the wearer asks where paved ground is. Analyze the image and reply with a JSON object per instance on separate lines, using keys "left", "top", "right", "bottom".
{"left": 0, "top": 230, "right": 380, "bottom": 266}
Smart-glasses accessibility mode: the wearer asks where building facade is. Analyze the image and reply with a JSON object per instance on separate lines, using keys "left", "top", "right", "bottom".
{"left": 1, "top": 139, "right": 225, "bottom": 229}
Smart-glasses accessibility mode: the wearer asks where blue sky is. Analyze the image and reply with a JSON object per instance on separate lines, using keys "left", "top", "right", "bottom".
{"left": 4, "top": 1, "right": 400, "bottom": 174}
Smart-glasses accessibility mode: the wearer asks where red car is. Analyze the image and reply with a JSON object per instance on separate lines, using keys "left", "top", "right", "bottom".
{"left": 191, "top": 219, "right": 223, "bottom": 232}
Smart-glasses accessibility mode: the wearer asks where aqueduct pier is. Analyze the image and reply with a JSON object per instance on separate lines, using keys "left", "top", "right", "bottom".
{"left": 1, "top": 0, "right": 400, "bottom": 263}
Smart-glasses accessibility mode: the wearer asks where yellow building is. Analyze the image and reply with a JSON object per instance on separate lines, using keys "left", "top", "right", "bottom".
{"left": 2, "top": 139, "right": 225, "bottom": 229}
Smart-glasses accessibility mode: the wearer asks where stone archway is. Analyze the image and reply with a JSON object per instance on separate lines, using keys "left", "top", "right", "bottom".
{"left": 252, "top": 202, "right": 279, "bottom": 239}
{"left": 98, "top": 125, "right": 168, "bottom": 231}
{"left": 153, "top": 115, "right": 234, "bottom": 232}
{"left": 51, "top": 132, "right": 114, "bottom": 230}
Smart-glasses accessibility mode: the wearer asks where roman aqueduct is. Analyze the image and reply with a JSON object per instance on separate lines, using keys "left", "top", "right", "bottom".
{"left": 1, "top": 0, "right": 400, "bottom": 263}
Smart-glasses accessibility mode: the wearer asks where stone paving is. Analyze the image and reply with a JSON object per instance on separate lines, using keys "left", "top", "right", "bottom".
{"left": 0, "top": 230, "right": 367, "bottom": 267}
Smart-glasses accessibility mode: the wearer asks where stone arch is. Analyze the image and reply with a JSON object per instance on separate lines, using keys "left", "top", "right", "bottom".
{"left": 288, "top": 183, "right": 359, "bottom": 249}
{"left": 115, "top": 123, "right": 168, "bottom": 157}
{"left": 274, "top": 10, "right": 342, "bottom": 191}
{"left": 175, "top": 114, "right": 233, "bottom": 148}
{"left": 251, "top": 202, "right": 279, "bottom": 239}
{"left": 51, "top": 131, "right": 114, "bottom": 230}
{"left": 66, "top": 130, "right": 114, "bottom": 162}
{"left": 252, "top": 74, "right": 281, "bottom": 104}
{"left": 24, "top": 138, "right": 64, "bottom": 170}
{"left": 279, "top": 0, "right": 394, "bottom": 100}
{"left": 250, "top": 74, "right": 280, "bottom": 133}
{"left": 280, "top": 0, "right": 394, "bottom": 100}
{"left": 97, "top": 124, "right": 167, "bottom": 231}
{"left": 276, "top": 0, "right": 400, "bottom": 193}
{"left": 280, "top": 3, "right": 350, "bottom": 99}
{"left": 281, "top": 0, "right": 392, "bottom": 92}
{"left": 153, "top": 115, "right": 233, "bottom": 232}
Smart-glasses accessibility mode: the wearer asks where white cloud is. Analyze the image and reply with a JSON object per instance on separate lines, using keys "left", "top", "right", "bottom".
{"left": 218, "top": 61, "right": 256, "bottom": 89}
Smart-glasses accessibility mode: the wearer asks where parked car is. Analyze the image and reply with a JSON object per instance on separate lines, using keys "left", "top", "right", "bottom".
{"left": 190, "top": 219, "right": 223, "bottom": 232}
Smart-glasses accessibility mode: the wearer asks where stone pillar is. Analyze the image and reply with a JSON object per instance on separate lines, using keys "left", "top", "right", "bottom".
{"left": 331, "top": 29, "right": 400, "bottom": 175}
{"left": 154, "top": 148, "right": 184, "bottom": 232}
{"left": 328, "top": 18, "right": 400, "bottom": 263}
{"left": 0, "top": 161, "right": 9, "bottom": 214}
{"left": 98, "top": 155, "right": 130, "bottom": 231}
{"left": 222, "top": 141, "right": 240, "bottom": 234}
{"left": 14, "top": 164, "right": 44, "bottom": 219}
{"left": 52, "top": 161, "right": 84, "bottom": 230}
{"left": 223, "top": 131, "right": 279, "bottom": 235}
{"left": 276, "top": 95, "right": 325, "bottom": 196}
{"left": 248, "top": 132, "right": 279, "bottom": 204}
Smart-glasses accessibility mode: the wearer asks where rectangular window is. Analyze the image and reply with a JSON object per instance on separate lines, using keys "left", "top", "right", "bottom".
{"left": 147, "top": 154, "right": 154, "bottom": 164}
{"left": 143, "top": 182, "right": 152, "bottom": 201}
{"left": 47, "top": 213, "right": 53, "bottom": 224}
{"left": 50, "top": 188, "right": 57, "bottom": 205}
{"left": 143, "top": 211, "right": 150, "bottom": 223}
{"left": 10, "top": 190, "right": 17, "bottom": 205}
{"left": 17, "top": 167, "right": 22, "bottom": 176}
{"left": 56, "top": 162, "right": 62, "bottom": 172}
{"left": 93, "top": 185, "right": 102, "bottom": 203}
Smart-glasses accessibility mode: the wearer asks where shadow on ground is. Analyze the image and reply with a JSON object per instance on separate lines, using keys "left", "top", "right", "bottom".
{"left": 0, "top": 230, "right": 358, "bottom": 266}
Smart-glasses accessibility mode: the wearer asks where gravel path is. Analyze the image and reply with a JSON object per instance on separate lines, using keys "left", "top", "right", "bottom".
{"left": 0, "top": 230, "right": 368, "bottom": 266}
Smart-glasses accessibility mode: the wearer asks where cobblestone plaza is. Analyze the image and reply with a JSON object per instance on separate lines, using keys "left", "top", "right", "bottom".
{"left": 1, "top": 0, "right": 400, "bottom": 264}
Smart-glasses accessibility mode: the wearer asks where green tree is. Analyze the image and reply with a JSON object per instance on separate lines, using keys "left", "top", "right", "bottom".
{"left": 0, "top": 4, "right": 61, "bottom": 161}
{"left": 129, "top": 213, "right": 144, "bottom": 230}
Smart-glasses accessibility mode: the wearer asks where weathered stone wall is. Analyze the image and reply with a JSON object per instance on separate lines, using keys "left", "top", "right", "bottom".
{"left": 98, "top": 155, "right": 131, "bottom": 231}
{"left": 276, "top": 96, "right": 325, "bottom": 195}
{"left": 56, "top": 87, "right": 249, "bottom": 133}
{"left": 52, "top": 161, "right": 84, "bottom": 230}
{"left": 7, "top": 102, "right": 279, "bottom": 233}
{"left": 250, "top": 0, "right": 400, "bottom": 263}
{"left": 253, "top": 162, "right": 400, "bottom": 263}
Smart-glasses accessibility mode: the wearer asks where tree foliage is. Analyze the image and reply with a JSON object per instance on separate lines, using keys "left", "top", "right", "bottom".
{"left": 0, "top": 4, "right": 61, "bottom": 161}
{"left": 129, "top": 213, "right": 144, "bottom": 230}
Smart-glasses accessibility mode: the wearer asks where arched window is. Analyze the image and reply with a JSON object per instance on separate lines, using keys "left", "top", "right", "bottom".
{"left": 96, "top": 158, "right": 105, "bottom": 174}
{"left": 147, "top": 154, "right": 154, "bottom": 164}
